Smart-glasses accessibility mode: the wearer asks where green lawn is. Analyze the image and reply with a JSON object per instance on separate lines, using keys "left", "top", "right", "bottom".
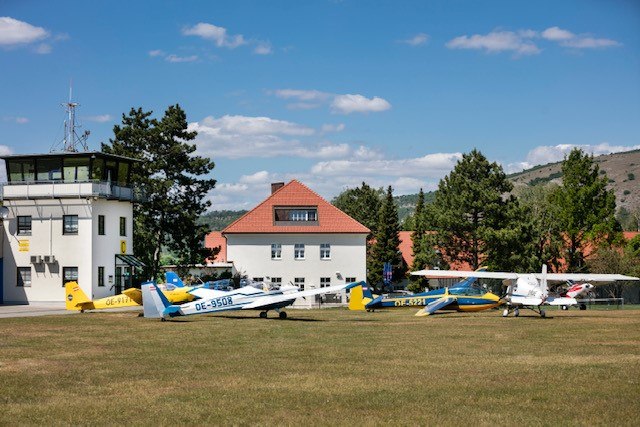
{"left": 1, "top": 307, "right": 639, "bottom": 425}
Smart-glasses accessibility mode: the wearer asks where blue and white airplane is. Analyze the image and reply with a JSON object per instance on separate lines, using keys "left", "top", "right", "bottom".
{"left": 142, "top": 280, "right": 365, "bottom": 320}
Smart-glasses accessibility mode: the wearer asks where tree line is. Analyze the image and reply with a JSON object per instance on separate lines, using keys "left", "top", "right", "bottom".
{"left": 333, "top": 149, "right": 640, "bottom": 292}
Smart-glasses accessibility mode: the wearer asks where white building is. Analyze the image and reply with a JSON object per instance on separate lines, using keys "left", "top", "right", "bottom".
{"left": 0, "top": 152, "right": 144, "bottom": 304}
{"left": 223, "top": 180, "right": 370, "bottom": 307}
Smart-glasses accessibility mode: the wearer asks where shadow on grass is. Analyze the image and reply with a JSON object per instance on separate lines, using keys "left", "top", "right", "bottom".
{"left": 162, "top": 314, "right": 323, "bottom": 322}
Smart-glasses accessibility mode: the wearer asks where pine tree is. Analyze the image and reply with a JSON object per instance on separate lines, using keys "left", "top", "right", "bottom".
{"left": 431, "top": 149, "right": 527, "bottom": 270}
{"left": 103, "top": 105, "right": 217, "bottom": 281}
{"left": 553, "top": 148, "right": 619, "bottom": 271}
{"left": 408, "top": 189, "right": 435, "bottom": 291}
{"left": 368, "top": 186, "right": 406, "bottom": 291}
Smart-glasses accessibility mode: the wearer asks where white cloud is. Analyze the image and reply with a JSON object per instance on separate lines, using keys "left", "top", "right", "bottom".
{"left": 400, "top": 33, "right": 429, "bottom": 46}
{"left": 272, "top": 89, "right": 332, "bottom": 102}
{"left": 446, "top": 30, "right": 541, "bottom": 56}
{"left": 311, "top": 152, "right": 462, "bottom": 178}
{"left": 84, "top": 114, "right": 112, "bottom": 123}
{"left": 541, "top": 26, "right": 620, "bottom": 49}
{"left": 541, "top": 26, "right": 573, "bottom": 41}
{"left": 239, "top": 171, "right": 272, "bottom": 185}
{"left": 0, "top": 145, "right": 13, "bottom": 155}
{"left": 165, "top": 54, "right": 198, "bottom": 63}
{"left": 503, "top": 143, "right": 640, "bottom": 173}
{"left": 331, "top": 94, "right": 392, "bottom": 114}
{"left": 320, "top": 123, "right": 345, "bottom": 133}
{"left": 254, "top": 42, "right": 273, "bottom": 55}
{"left": 3, "top": 116, "right": 29, "bottom": 124}
{"left": 189, "top": 115, "right": 358, "bottom": 159}
{"left": 0, "top": 17, "right": 48, "bottom": 46}
{"left": 201, "top": 115, "right": 314, "bottom": 136}
{"left": 182, "top": 22, "right": 246, "bottom": 48}
{"left": 34, "top": 43, "right": 51, "bottom": 54}
{"left": 148, "top": 49, "right": 164, "bottom": 57}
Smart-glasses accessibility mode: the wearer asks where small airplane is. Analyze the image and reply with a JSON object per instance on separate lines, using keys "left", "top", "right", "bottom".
{"left": 142, "top": 279, "right": 365, "bottom": 320}
{"left": 65, "top": 282, "right": 142, "bottom": 312}
{"left": 412, "top": 266, "right": 639, "bottom": 318}
{"left": 556, "top": 281, "right": 595, "bottom": 310}
{"left": 348, "top": 272, "right": 503, "bottom": 316}
{"left": 65, "top": 272, "right": 199, "bottom": 312}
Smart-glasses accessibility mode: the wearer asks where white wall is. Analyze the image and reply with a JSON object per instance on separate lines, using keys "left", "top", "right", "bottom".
{"left": 2, "top": 197, "right": 133, "bottom": 303}
{"left": 91, "top": 200, "right": 133, "bottom": 299}
{"left": 226, "top": 233, "right": 367, "bottom": 307}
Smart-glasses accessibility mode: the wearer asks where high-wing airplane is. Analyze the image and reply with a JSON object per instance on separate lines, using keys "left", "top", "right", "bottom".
{"left": 65, "top": 282, "right": 142, "bottom": 312}
{"left": 412, "top": 266, "right": 639, "bottom": 317}
{"left": 142, "top": 280, "right": 365, "bottom": 320}
{"left": 348, "top": 273, "right": 502, "bottom": 316}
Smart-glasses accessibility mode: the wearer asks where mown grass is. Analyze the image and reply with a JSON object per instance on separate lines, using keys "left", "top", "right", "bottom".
{"left": 1, "top": 307, "right": 639, "bottom": 425}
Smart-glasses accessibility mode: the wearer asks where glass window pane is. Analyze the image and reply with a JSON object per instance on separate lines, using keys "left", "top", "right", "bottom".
{"left": 117, "top": 162, "right": 129, "bottom": 185}
{"left": 37, "top": 158, "right": 63, "bottom": 181}
{"left": 8, "top": 161, "right": 22, "bottom": 182}
{"left": 91, "top": 158, "right": 104, "bottom": 180}
{"left": 23, "top": 160, "right": 35, "bottom": 181}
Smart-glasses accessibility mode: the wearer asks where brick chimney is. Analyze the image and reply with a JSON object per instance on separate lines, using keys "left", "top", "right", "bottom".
{"left": 271, "top": 182, "right": 285, "bottom": 194}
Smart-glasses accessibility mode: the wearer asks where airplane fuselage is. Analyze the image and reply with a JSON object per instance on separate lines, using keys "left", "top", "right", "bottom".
{"left": 368, "top": 288, "right": 501, "bottom": 312}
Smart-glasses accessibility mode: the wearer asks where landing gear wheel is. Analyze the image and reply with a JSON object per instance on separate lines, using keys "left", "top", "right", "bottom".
{"left": 279, "top": 311, "right": 287, "bottom": 320}
{"left": 80, "top": 309, "right": 85, "bottom": 313}
{"left": 502, "top": 309, "right": 509, "bottom": 317}
{"left": 514, "top": 308, "right": 520, "bottom": 317}
{"left": 161, "top": 318, "right": 166, "bottom": 322}
{"left": 579, "top": 304, "right": 587, "bottom": 311}
{"left": 540, "top": 310, "right": 546, "bottom": 318}
{"left": 561, "top": 305, "right": 568, "bottom": 311}
{"left": 259, "top": 311, "right": 268, "bottom": 319}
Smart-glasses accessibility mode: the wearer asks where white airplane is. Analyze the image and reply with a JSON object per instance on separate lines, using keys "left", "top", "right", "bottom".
{"left": 142, "top": 280, "right": 364, "bottom": 320}
{"left": 411, "top": 266, "right": 639, "bottom": 318}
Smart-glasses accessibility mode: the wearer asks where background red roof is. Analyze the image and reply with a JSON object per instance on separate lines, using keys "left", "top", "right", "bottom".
{"left": 223, "top": 180, "right": 370, "bottom": 234}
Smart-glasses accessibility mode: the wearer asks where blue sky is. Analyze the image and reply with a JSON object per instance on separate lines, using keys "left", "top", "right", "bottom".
{"left": 1, "top": 0, "right": 639, "bottom": 209}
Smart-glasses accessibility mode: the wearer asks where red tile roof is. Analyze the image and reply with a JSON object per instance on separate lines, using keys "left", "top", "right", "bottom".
{"left": 223, "top": 180, "right": 370, "bottom": 234}
{"left": 204, "top": 231, "right": 227, "bottom": 262}
{"left": 398, "top": 231, "right": 473, "bottom": 271}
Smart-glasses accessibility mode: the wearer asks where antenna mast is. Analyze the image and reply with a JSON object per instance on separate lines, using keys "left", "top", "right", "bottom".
{"left": 59, "top": 82, "right": 90, "bottom": 152}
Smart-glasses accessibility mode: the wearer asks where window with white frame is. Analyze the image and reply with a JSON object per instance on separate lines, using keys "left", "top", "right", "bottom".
{"left": 294, "top": 277, "right": 305, "bottom": 291}
{"left": 271, "top": 277, "right": 282, "bottom": 289}
{"left": 320, "top": 243, "right": 331, "bottom": 259}
{"left": 253, "top": 277, "right": 264, "bottom": 283}
{"left": 320, "top": 277, "right": 331, "bottom": 288}
{"left": 17, "top": 267, "right": 31, "bottom": 287}
{"left": 271, "top": 243, "right": 282, "bottom": 259}
{"left": 294, "top": 243, "right": 305, "bottom": 259}
{"left": 345, "top": 277, "right": 356, "bottom": 283}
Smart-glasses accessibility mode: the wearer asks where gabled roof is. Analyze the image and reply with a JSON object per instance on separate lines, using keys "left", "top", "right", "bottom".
{"left": 223, "top": 180, "right": 370, "bottom": 234}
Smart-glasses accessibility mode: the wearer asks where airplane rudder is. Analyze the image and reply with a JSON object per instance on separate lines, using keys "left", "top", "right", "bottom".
{"left": 165, "top": 271, "right": 184, "bottom": 287}
{"left": 65, "top": 281, "right": 90, "bottom": 310}
{"left": 348, "top": 284, "right": 366, "bottom": 311}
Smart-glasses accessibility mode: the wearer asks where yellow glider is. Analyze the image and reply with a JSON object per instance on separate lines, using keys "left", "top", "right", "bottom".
{"left": 65, "top": 281, "right": 196, "bottom": 312}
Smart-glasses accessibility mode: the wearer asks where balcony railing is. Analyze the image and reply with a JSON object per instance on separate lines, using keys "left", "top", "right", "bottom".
{"left": 0, "top": 180, "right": 146, "bottom": 202}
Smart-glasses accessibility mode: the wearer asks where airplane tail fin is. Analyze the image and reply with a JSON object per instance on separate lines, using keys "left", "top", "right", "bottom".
{"left": 165, "top": 271, "right": 184, "bottom": 287}
{"left": 65, "top": 282, "right": 93, "bottom": 311}
{"left": 142, "top": 282, "right": 171, "bottom": 318}
{"left": 348, "top": 283, "right": 375, "bottom": 311}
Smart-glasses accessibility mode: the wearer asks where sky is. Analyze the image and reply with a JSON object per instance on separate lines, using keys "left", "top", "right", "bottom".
{"left": 1, "top": 0, "right": 639, "bottom": 210}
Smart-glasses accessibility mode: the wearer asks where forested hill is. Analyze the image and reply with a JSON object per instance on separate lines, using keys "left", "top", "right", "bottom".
{"left": 200, "top": 150, "right": 640, "bottom": 231}
{"left": 198, "top": 210, "right": 247, "bottom": 231}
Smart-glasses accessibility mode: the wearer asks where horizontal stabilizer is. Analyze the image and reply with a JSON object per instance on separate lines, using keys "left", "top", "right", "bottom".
{"left": 415, "top": 297, "right": 455, "bottom": 316}
{"left": 122, "top": 288, "right": 143, "bottom": 305}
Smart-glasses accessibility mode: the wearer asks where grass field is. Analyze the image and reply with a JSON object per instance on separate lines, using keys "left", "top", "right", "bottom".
{"left": 1, "top": 307, "right": 639, "bottom": 425}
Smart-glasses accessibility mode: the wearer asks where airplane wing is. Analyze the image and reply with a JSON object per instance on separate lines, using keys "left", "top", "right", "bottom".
{"left": 241, "top": 281, "right": 364, "bottom": 310}
{"left": 188, "top": 287, "right": 233, "bottom": 300}
{"left": 411, "top": 270, "right": 520, "bottom": 280}
{"left": 535, "top": 273, "right": 639, "bottom": 282}
{"left": 414, "top": 296, "right": 456, "bottom": 316}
